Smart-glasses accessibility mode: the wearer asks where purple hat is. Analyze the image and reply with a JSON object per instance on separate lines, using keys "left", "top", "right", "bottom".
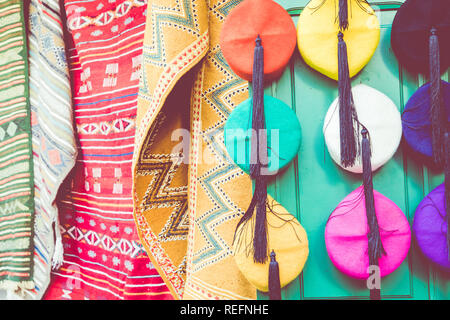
{"left": 413, "top": 184, "right": 450, "bottom": 271}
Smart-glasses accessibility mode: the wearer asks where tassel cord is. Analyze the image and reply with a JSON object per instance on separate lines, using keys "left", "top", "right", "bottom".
{"left": 361, "top": 128, "right": 386, "bottom": 265}
{"left": 268, "top": 250, "right": 281, "bottom": 300}
{"left": 429, "top": 27, "right": 445, "bottom": 166}
{"left": 338, "top": 32, "right": 359, "bottom": 167}
{"left": 234, "top": 35, "right": 269, "bottom": 264}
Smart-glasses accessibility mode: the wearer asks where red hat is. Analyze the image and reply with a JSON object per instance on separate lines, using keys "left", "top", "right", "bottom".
{"left": 220, "top": 0, "right": 296, "bottom": 82}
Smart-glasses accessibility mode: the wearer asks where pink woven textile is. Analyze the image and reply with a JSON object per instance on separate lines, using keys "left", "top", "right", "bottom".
{"left": 44, "top": 0, "right": 173, "bottom": 300}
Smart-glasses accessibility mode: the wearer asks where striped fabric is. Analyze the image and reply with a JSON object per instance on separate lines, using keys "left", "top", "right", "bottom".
{"left": 43, "top": 0, "right": 173, "bottom": 300}
{"left": 17, "top": 0, "right": 77, "bottom": 300}
{"left": 0, "top": 0, "right": 35, "bottom": 292}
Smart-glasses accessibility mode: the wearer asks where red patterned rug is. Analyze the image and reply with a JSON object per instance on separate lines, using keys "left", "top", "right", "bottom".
{"left": 44, "top": 0, "right": 173, "bottom": 300}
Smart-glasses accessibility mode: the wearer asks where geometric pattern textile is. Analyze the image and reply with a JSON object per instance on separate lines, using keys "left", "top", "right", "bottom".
{"left": 15, "top": 0, "right": 78, "bottom": 300}
{"left": 43, "top": 0, "right": 172, "bottom": 300}
{"left": 0, "top": 0, "right": 35, "bottom": 294}
{"left": 133, "top": 0, "right": 256, "bottom": 300}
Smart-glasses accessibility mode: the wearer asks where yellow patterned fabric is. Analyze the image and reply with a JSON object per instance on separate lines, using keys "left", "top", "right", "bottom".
{"left": 133, "top": 0, "right": 256, "bottom": 300}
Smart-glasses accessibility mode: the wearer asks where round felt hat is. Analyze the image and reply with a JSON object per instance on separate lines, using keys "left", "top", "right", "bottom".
{"left": 402, "top": 80, "right": 450, "bottom": 159}
{"left": 323, "top": 84, "right": 402, "bottom": 173}
{"left": 233, "top": 195, "right": 309, "bottom": 292}
{"left": 297, "top": 0, "right": 380, "bottom": 81}
{"left": 220, "top": 0, "right": 297, "bottom": 82}
{"left": 391, "top": 0, "right": 450, "bottom": 75}
{"left": 413, "top": 184, "right": 450, "bottom": 271}
{"left": 224, "top": 95, "right": 301, "bottom": 175}
{"left": 325, "top": 186, "right": 411, "bottom": 279}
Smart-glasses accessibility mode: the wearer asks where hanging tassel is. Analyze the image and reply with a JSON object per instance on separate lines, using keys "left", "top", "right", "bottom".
{"left": 370, "top": 288, "right": 381, "bottom": 300}
{"left": 445, "top": 132, "right": 449, "bottom": 260}
{"left": 429, "top": 27, "right": 445, "bottom": 166}
{"left": 268, "top": 250, "right": 281, "bottom": 300}
{"left": 339, "top": 0, "right": 349, "bottom": 30}
{"left": 338, "top": 32, "right": 358, "bottom": 167}
{"left": 361, "top": 128, "right": 385, "bottom": 300}
{"left": 234, "top": 35, "right": 269, "bottom": 264}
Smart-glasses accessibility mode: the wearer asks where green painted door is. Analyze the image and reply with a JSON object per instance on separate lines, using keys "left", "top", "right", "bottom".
{"left": 256, "top": 0, "right": 450, "bottom": 300}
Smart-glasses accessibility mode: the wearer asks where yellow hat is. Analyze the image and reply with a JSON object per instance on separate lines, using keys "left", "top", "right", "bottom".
{"left": 297, "top": 0, "right": 380, "bottom": 80}
{"left": 233, "top": 195, "right": 309, "bottom": 293}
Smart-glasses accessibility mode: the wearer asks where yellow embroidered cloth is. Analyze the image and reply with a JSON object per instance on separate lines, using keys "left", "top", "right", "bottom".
{"left": 133, "top": 0, "right": 256, "bottom": 299}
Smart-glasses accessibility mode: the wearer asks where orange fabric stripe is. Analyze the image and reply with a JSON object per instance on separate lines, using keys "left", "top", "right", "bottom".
{"left": 0, "top": 231, "right": 31, "bottom": 241}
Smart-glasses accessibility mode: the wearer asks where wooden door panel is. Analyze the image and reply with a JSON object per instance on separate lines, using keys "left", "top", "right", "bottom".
{"left": 254, "top": 0, "right": 449, "bottom": 300}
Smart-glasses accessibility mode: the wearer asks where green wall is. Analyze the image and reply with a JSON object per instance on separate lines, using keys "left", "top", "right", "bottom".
{"left": 256, "top": 0, "right": 449, "bottom": 300}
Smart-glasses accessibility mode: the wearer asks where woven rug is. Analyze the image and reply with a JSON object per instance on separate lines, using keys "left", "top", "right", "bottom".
{"left": 43, "top": 0, "right": 172, "bottom": 300}
{"left": 15, "top": 0, "right": 78, "bottom": 300}
{"left": 134, "top": 0, "right": 256, "bottom": 300}
{"left": 0, "top": 0, "right": 35, "bottom": 293}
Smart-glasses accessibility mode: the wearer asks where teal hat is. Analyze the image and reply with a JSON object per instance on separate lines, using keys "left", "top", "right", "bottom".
{"left": 224, "top": 95, "right": 301, "bottom": 175}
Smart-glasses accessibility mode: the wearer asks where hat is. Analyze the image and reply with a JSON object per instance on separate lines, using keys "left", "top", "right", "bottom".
{"left": 224, "top": 95, "right": 302, "bottom": 175}
{"left": 413, "top": 184, "right": 450, "bottom": 271}
{"left": 221, "top": 1, "right": 302, "bottom": 300}
{"left": 234, "top": 195, "right": 309, "bottom": 293}
{"left": 220, "top": 0, "right": 297, "bottom": 82}
{"left": 297, "top": 0, "right": 380, "bottom": 168}
{"left": 391, "top": 0, "right": 450, "bottom": 75}
{"left": 402, "top": 80, "right": 450, "bottom": 159}
{"left": 325, "top": 124, "right": 410, "bottom": 300}
{"left": 392, "top": 0, "right": 450, "bottom": 166}
{"left": 325, "top": 186, "right": 411, "bottom": 278}
{"left": 323, "top": 84, "right": 402, "bottom": 173}
{"left": 297, "top": 0, "right": 380, "bottom": 81}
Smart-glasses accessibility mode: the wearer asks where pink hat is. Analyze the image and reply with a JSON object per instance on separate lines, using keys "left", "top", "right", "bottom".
{"left": 325, "top": 186, "right": 411, "bottom": 279}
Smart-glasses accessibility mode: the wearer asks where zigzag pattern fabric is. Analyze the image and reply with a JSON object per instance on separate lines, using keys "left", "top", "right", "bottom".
{"left": 18, "top": 0, "right": 77, "bottom": 300}
{"left": 43, "top": 0, "right": 172, "bottom": 300}
{"left": 183, "top": 0, "right": 256, "bottom": 300}
{"left": 0, "top": 0, "right": 35, "bottom": 293}
{"left": 134, "top": 0, "right": 256, "bottom": 299}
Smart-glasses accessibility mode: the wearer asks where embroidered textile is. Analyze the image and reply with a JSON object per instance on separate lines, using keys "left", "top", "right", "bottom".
{"left": 17, "top": 0, "right": 78, "bottom": 300}
{"left": 43, "top": 0, "right": 172, "bottom": 300}
{"left": 0, "top": 0, "right": 35, "bottom": 293}
{"left": 134, "top": 0, "right": 256, "bottom": 299}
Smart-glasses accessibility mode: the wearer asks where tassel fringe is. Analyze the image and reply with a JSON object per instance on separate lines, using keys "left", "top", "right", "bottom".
{"left": 268, "top": 250, "right": 281, "bottom": 300}
{"left": 445, "top": 132, "right": 449, "bottom": 260}
{"left": 362, "top": 129, "right": 386, "bottom": 263}
{"left": 338, "top": 32, "right": 359, "bottom": 167}
{"left": 339, "top": 0, "right": 349, "bottom": 30}
{"left": 429, "top": 27, "right": 445, "bottom": 166}
{"left": 361, "top": 128, "right": 385, "bottom": 300}
{"left": 234, "top": 35, "right": 269, "bottom": 264}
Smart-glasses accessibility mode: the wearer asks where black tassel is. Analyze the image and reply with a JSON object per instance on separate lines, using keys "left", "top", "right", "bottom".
{"left": 250, "top": 35, "right": 265, "bottom": 179}
{"left": 361, "top": 128, "right": 385, "bottom": 300}
{"left": 252, "top": 176, "right": 268, "bottom": 263}
{"left": 338, "top": 32, "right": 358, "bottom": 167}
{"left": 339, "top": 0, "right": 349, "bottom": 30}
{"left": 370, "top": 289, "right": 381, "bottom": 300}
{"left": 234, "top": 35, "right": 269, "bottom": 264}
{"left": 445, "top": 132, "right": 449, "bottom": 260}
{"left": 268, "top": 250, "right": 281, "bottom": 300}
{"left": 429, "top": 27, "right": 445, "bottom": 166}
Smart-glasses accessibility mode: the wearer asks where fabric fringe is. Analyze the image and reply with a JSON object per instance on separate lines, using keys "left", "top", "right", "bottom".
{"left": 52, "top": 220, "right": 64, "bottom": 270}
{"left": 0, "top": 280, "right": 35, "bottom": 296}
